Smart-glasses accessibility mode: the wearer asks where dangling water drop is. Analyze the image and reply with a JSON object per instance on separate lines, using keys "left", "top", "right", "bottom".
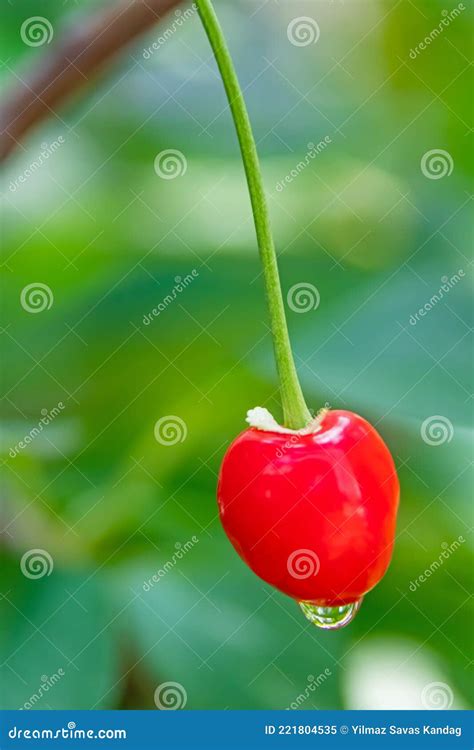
{"left": 298, "top": 598, "right": 363, "bottom": 630}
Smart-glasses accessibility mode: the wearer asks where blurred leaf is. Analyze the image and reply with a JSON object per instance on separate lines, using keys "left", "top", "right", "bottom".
{"left": 0, "top": 559, "right": 121, "bottom": 709}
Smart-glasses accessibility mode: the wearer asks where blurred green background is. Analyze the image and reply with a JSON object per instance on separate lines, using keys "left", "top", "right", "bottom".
{"left": 1, "top": 0, "right": 473, "bottom": 711}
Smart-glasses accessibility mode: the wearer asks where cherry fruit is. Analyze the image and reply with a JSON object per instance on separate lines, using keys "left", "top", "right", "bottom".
{"left": 217, "top": 408, "right": 399, "bottom": 629}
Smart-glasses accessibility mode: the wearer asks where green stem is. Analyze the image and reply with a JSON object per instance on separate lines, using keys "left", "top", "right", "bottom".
{"left": 197, "top": 0, "right": 311, "bottom": 430}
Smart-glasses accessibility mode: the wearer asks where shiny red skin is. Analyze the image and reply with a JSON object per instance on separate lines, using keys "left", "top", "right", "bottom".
{"left": 217, "top": 410, "right": 399, "bottom": 606}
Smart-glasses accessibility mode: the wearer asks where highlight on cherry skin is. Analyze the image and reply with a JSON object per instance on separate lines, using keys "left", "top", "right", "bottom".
{"left": 217, "top": 407, "right": 400, "bottom": 630}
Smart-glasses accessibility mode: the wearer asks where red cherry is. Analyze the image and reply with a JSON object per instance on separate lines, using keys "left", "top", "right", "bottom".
{"left": 217, "top": 409, "right": 399, "bottom": 619}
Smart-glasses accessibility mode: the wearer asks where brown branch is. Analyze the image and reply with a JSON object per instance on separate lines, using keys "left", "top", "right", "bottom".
{"left": 0, "top": 0, "right": 183, "bottom": 160}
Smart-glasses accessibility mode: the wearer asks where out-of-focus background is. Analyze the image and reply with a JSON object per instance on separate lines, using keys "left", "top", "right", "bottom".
{"left": 1, "top": 0, "right": 472, "bottom": 711}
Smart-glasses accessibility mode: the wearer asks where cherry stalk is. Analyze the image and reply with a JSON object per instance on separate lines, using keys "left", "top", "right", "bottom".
{"left": 197, "top": 0, "right": 311, "bottom": 430}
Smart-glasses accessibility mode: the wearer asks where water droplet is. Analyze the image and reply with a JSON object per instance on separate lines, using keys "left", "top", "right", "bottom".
{"left": 298, "top": 598, "right": 363, "bottom": 630}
